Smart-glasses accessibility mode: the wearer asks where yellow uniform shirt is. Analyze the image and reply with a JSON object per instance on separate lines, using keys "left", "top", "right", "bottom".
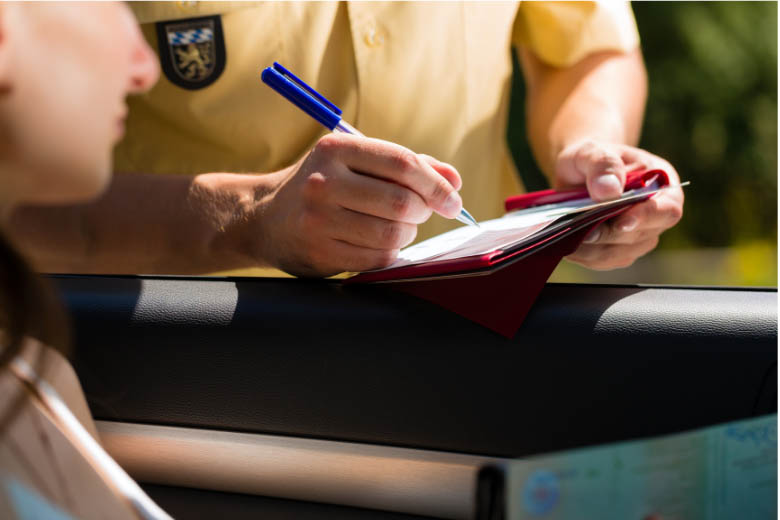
{"left": 116, "top": 1, "right": 639, "bottom": 276}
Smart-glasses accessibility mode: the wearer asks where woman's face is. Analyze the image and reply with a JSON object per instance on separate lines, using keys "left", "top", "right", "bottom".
{"left": 0, "top": 2, "right": 158, "bottom": 208}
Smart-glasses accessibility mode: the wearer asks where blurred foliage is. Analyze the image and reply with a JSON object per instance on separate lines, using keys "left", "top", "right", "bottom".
{"left": 549, "top": 240, "right": 778, "bottom": 287}
{"left": 508, "top": 1, "right": 777, "bottom": 286}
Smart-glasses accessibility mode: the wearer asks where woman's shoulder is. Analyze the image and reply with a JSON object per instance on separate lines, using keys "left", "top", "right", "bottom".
{"left": 0, "top": 343, "right": 137, "bottom": 520}
{"left": 7, "top": 341, "right": 98, "bottom": 440}
{"left": 33, "top": 343, "right": 99, "bottom": 440}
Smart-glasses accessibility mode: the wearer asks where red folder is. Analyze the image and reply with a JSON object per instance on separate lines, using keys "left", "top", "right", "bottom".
{"left": 345, "top": 169, "right": 670, "bottom": 338}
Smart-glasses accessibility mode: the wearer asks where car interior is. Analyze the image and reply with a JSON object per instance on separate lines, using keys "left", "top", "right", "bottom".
{"left": 54, "top": 274, "right": 777, "bottom": 519}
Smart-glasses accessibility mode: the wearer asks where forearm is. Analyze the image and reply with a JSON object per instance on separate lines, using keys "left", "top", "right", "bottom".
{"left": 8, "top": 171, "right": 280, "bottom": 274}
{"left": 521, "top": 47, "right": 648, "bottom": 179}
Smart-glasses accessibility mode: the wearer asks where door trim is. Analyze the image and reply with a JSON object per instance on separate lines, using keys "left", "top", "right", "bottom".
{"left": 97, "top": 420, "right": 500, "bottom": 519}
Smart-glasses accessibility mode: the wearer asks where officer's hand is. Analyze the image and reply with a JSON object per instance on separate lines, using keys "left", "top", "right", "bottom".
{"left": 260, "top": 133, "right": 463, "bottom": 277}
{"left": 554, "top": 140, "right": 684, "bottom": 270}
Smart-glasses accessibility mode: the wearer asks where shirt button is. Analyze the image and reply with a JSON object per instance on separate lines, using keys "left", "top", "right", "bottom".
{"left": 176, "top": 1, "right": 198, "bottom": 10}
{"left": 363, "top": 25, "right": 386, "bottom": 48}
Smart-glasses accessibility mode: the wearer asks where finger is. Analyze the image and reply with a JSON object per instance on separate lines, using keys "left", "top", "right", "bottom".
{"left": 581, "top": 180, "right": 684, "bottom": 247}
{"left": 620, "top": 147, "right": 684, "bottom": 186}
{"left": 419, "top": 154, "right": 462, "bottom": 190}
{"left": 329, "top": 165, "right": 432, "bottom": 224}
{"left": 329, "top": 207, "right": 418, "bottom": 250}
{"left": 567, "top": 236, "right": 659, "bottom": 270}
{"left": 610, "top": 193, "right": 683, "bottom": 234}
{"left": 617, "top": 145, "right": 652, "bottom": 173}
{"left": 314, "top": 239, "right": 399, "bottom": 274}
{"left": 319, "top": 133, "right": 463, "bottom": 218}
{"left": 582, "top": 207, "right": 673, "bottom": 247}
{"left": 581, "top": 207, "right": 650, "bottom": 246}
{"left": 292, "top": 206, "right": 402, "bottom": 276}
{"left": 584, "top": 221, "right": 667, "bottom": 246}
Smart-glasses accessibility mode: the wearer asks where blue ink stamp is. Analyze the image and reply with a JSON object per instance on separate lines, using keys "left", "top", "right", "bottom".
{"left": 522, "top": 469, "right": 560, "bottom": 516}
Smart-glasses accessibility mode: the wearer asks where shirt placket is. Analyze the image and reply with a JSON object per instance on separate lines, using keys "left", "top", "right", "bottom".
{"left": 345, "top": 2, "right": 389, "bottom": 135}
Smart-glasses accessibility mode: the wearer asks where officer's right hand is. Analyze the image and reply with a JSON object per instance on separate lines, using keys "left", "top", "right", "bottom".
{"left": 258, "top": 133, "right": 463, "bottom": 277}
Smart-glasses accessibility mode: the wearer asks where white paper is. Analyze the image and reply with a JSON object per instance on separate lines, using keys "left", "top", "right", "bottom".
{"left": 389, "top": 209, "right": 561, "bottom": 268}
{"left": 378, "top": 180, "right": 685, "bottom": 271}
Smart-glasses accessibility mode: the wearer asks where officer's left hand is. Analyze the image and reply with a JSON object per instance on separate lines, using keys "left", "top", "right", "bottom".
{"left": 554, "top": 140, "right": 684, "bottom": 270}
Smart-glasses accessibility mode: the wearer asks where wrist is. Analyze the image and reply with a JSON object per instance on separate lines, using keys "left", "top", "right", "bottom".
{"left": 189, "top": 172, "right": 281, "bottom": 270}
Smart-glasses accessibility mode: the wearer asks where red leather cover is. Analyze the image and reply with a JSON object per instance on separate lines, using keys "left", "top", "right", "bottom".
{"left": 345, "top": 168, "right": 670, "bottom": 337}
{"left": 347, "top": 221, "right": 552, "bottom": 284}
{"left": 370, "top": 204, "right": 632, "bottom": 337}
{"left": 504, "top": 168, "right": 669, "bottom": 212}
{"left": 394, "top": 222, "right": 594, "bottom": 337}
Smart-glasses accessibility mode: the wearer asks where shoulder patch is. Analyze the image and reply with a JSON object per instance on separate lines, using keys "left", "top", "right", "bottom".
{"left": 155, "top": 15, "right": 226, "bottom": 90}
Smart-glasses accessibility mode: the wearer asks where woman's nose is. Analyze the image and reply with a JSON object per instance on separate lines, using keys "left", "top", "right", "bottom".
{"left": 128, "top": 38, "right": 160, "bottom": 94}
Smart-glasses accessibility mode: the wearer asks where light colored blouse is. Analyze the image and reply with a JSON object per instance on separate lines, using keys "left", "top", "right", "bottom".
{"left": 0, "top": 342, "right": 168, "bottom": 520}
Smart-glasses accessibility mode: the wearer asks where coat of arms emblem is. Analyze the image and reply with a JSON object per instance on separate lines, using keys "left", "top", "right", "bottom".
{"left": 156, "top": 15, "right": 226, "bottom": 90}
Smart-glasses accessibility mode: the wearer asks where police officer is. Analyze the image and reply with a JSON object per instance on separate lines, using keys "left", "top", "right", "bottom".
{"left": 11, "top": 1, "right": 683, "bottom": 277}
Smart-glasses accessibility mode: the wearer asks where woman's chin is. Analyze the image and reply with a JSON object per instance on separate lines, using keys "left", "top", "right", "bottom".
{"left": 68, "top": 173, "right": 112, "bottom": 203}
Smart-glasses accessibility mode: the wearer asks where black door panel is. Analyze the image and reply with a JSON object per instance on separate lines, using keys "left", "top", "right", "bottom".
{"left": 54, "top": 276, "right": 777, "bottom": 458}
{"left": 142, "top": 484, "right": 439, "bottom": 520}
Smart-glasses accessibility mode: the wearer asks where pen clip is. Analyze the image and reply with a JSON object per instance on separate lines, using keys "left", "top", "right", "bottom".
{"left": 271, "top": 62, "right": 342, "bottom": 116}
{"left": 261, "top": 62, "right": 343, "bottom": 131}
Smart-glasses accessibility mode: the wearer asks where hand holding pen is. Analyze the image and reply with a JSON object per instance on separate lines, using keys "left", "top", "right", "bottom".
{"left": 261, "top": 62, "right": 478, "bottom": 227}
{"left": 252, "top": 63, "right": 471, "bottom": 277}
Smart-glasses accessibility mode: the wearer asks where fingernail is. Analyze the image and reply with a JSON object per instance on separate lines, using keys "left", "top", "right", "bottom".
{"left": 583, "top": 228, "right": 601, "bottom": 243}
{"left": 593, "top": 174, "right": 623, "bottom": 199}
{"left": 619, "top": 216, "right": 639, "bottom": 232}
{"left": 443, "top": 191, "right": 462, "bottom": 216}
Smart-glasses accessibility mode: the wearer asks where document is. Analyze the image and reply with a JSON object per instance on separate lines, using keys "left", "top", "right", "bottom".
{"left": 386, "top": 181, "right": 677, "bottom": 269}
{"left": 349, "top": 168, "right": 686, "bottom": 336}
{"left": 502, "top": 415, "right": 777, "bottom": 520}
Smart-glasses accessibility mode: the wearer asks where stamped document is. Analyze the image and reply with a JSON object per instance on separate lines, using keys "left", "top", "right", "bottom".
{"left": 502, "top": 414, "right": 777, "bottom": 520}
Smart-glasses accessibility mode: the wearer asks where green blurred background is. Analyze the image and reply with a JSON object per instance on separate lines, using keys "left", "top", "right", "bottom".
{"left": 508, "top": 1, "right": 778, "bottom": 287}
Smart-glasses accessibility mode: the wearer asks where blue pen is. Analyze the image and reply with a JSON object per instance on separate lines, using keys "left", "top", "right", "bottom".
{"left": 260, "top": 62, "right": 479, "bottom": 227}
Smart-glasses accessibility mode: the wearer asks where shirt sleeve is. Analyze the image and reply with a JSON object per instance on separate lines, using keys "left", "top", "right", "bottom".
{"left": 513, "top": 1, "right": 640, "bottom": 67}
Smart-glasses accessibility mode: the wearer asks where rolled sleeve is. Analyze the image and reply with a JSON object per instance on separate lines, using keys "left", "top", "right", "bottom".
{"left": 513, "top": 1, "right": 640, "bottom": 67}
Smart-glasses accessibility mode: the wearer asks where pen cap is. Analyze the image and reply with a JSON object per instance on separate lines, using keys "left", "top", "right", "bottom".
{"left": 271, "top": 62, "right": 342, "bottom": 116}
{"left": 261, "top": 66, "right": 342, "bottom": 130}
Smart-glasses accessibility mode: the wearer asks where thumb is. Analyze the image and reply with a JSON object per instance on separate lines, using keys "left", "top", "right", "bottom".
{"left": 588, "top": 168, "right": 625, "bottom": 201}
{"left": 556, "top": 141, "right": 627, "bottom": 201}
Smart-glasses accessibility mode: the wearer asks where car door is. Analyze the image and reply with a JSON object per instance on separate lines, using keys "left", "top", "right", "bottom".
{"left": 54, "top": 274, "right": 777, "bottom": 519}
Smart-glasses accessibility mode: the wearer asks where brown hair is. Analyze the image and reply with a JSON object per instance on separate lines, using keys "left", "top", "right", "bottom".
{"left": 0, "top": 229, "right": 70, "bottom": 436}
{"left": 0, "top": 229, "right": 69, "bottom": 380}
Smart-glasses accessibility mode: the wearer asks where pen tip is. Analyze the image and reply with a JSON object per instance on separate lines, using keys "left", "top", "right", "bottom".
{"left": 459, "top": 207, "right": 479, "bottom": 227}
